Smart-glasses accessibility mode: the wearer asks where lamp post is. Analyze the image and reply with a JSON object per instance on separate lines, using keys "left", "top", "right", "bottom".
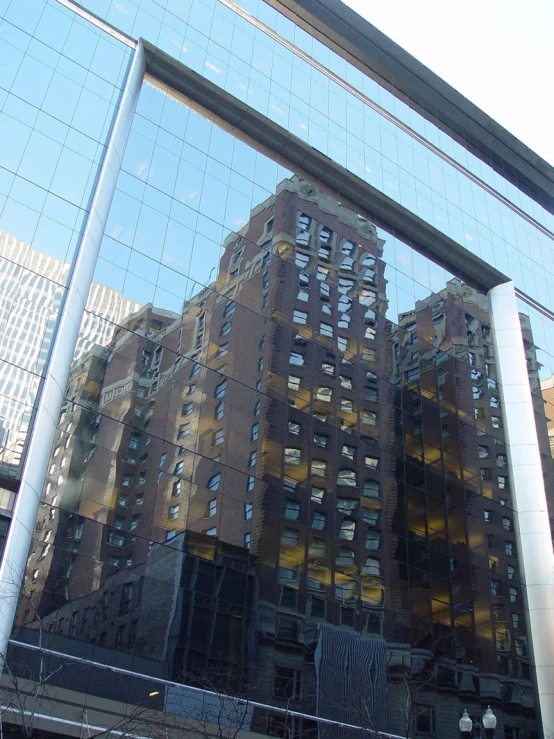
{"left": 482, "top": 706, "right": 497, "bottom": 739}
{"left": 459, "top": 710, "right": 473, "bottom": 739}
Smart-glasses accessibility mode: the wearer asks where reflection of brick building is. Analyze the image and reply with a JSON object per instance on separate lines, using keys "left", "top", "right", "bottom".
{"left": 21, "top": 177, "right": 545, "bottom": 738}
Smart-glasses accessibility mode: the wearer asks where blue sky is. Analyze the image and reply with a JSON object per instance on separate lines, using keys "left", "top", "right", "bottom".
{"left": 344, "top": 0, "right": 554, "bottom": 166}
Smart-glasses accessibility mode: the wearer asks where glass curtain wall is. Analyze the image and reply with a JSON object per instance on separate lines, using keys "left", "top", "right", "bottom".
{"left": 11, "top": 78, "right": 543, "bottom": 739}
{"left": 76, "top": 0, "right": 554, "bottom": 311}
{"left": 0, "top": 0, "right": 132, "bottom": 490}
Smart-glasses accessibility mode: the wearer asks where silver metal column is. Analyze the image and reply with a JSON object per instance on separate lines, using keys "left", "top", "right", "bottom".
{"left": 489, "top": 280, "right": 554, "bottom": 738}
{"left": 0, "top": 41, "right": 145, "bottom": 665}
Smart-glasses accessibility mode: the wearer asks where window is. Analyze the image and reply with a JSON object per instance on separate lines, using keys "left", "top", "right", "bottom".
{"left": 173, "top": 461, "right": 183, "bottom": 476}
{"left": 509, "top": 587, "right": 518, "bottom": 603}
{"left": 293, "top": 309, "right": 308, "bottom": 325}
{"left": 364, "top": 509, "right": 380, "bottom": 526}
{"left": 337, "top": 469, "right": 357, "bottom": 487}
{"left": 341, "top": 445, "right": 356, "bottom": 460}
{"left": 311, "top": 511, "right": 326, "bottom": 530}
{"left": 105, "top": 531, "right": 125, "bottom": 548}
{"left": 338, "top": 278, "right": 354, "bottom": 294}
{"left": 342, "top": 240, "right": 355, "bottom": 255}
{"left": 491, "top": 579, "right": 501, "bottom": 596}
{"left": 321, "top": 362, "right": 334, "bottom": 376}
{"left": 189, "top": 363, "right": 200, "bottom": 380}
{"left": 313, "top": 434, "right": 328, "bottom": 448}
{"left": 414, "top": 705, "right": 435, "bottom": 735}
{"left": 297, "top": 289, "right": 309, "bottom": 302}
{"left": 362, "top": 348, "right": 376, "bottom": 362}
{"left": 337, "top": 498, "right": 358, "bottom": 514}
{"left": 502, "top": 516, "right": 512, "bottom": 531}
{"left": 478, "top": 445, "right": 490, "bottom": 459}
{"left": 244, "top": 503, "right": 253, "bottom": 521}
{"left": 208, "top": 473, "right": 221, "bottom": 491}
{"left": 336, "top": 581, "right": 356, "bottom": 603}
{"left": 288, "top": 375, "right": 301, "bottom": 391}
{"left": 341, "top": 398, "right": 353, "bottom": 412}
{"left": 253, "top": 401, "right": 261, "bottom": 417}
{"left": 283, "top": 478, "right": 297, "bottom": 492}
{"left": 507, "top": 565, "right": 515, "bottom": 580}
{"left": 182, "top": 402, "right": 193, "bottom": 417}
{"left": 246, "top": 475, "right": 255, "bottom": 492}
{"left": 290, "top": 352, "right": 304, "bottom": 366}
{"left": 317, "top": 386, "right": 333, "bottom": 402}
{"left": 281, "top": 528, "right": 299, "bottom": 547}
{"left": 496, "top": 453, "right": 507, "bottom": 467}
{"left": 365, "top": 531, "right": 381, "bottom": 550}
{"left": 296, "top": 232, "right": 311, "bottom": 248}
{"left": 363, "top": 480, "right": 379, "bottom": 498}
{"left": 311, "top": 487, "right": 324, "bottom": 504}
{"left": 244, "top": 532, "right": 251, "bottom": 549}
{"left": 309, "top": 538, "right": 326, "bottom": 557}
{"left": 339, "top": 520, "right": 356, "bottom": 541}
{"left": 320, "top": 322, "right": 333, "bottom": 338}
{"left": 274, "top": 667, "right": 302, "bottom": 700}
{"left": 215, "top": 379, "right": 227, "bottom": 398}
{"left": 288, "top": 421, "right": 301, "bottom": 435}
{"left": 298, "top": 271, "right": 310, "bottom": 288}
{"left": 284, "top": 500, "right": 300, "bottom": 520}
{"left": 207, "top": 498, "right": 217, "bottom": 517}
{"left": 338, "top": 313, "right": 350, "bottom": 329}
{"left": 365, "top": 456, "right": 379, "bottom": 470}
{"left": 168, "top": 505, "right": 179, "bottom": 520}
{"left": 206, "top": 527, "right": 217, "bottom": 536}
{"left": 247, "top": 451, "right": 257, "bottom": 468}
{"left": 220, "top": 321, "right": 232, "bottom": 336}
{"left": 213, "top": 429, "right": 224, "bottom": 446}
{"left": 312, "top": 460, "right": 327, "bottom": 477}
{"left": 172, "top": 480, "right": 181, "bottom": 497}
{"left": 258, "top": 357, "right": 264, "bottom": 371}
{"left": 284, "top": 448, "right": 301, "bottom": 465}
{"left": 214, "top": 401, "right": 224, "bottom": 420}
{"left": 128, "top": 432, "right": 141, "bottom": 450}
{"left": 505, "top": 541, "right": 513, "bottom": 556}
{"left": 320, "top": 282, "right": 331, "bottom": 301}
{"left": 177, "top": 423, "right": 190, "bottom": 439}
{"left": 361, "top": 410, "right": 377, "bottom": 426}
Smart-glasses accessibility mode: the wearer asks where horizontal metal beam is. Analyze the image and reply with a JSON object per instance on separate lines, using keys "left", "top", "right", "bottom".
{"left": 143, "top": 41, "right": 508, "bottom": 293}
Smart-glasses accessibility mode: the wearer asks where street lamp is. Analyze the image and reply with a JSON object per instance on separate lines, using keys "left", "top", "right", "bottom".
{"left": 459, "top": 709, "right": 473, "bottom": 739}
{"left": 482, "top": 706, "right": 497, "bottom": 739}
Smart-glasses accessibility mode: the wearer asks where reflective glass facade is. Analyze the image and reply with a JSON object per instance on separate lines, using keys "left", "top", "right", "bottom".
{"left": 0, "top": 2, "right": 553, "bottom": 739}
